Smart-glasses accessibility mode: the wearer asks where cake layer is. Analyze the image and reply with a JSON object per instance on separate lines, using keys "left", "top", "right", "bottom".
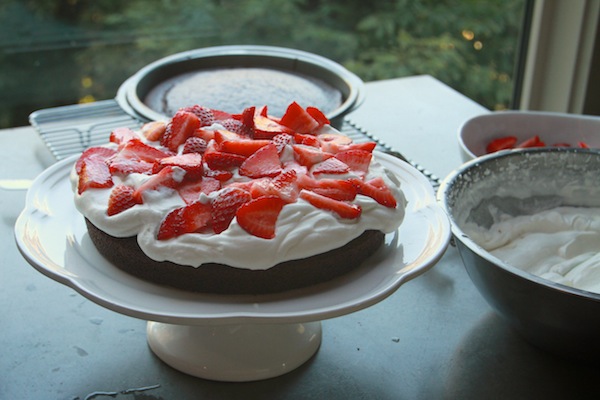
{"left": 86, "top": 219, "right": 384, "bottom": 294}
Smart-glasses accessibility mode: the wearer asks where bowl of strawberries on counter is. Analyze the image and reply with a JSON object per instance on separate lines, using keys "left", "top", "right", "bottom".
{"left": 458, "top": 111, "right": 600, "bottom": 162}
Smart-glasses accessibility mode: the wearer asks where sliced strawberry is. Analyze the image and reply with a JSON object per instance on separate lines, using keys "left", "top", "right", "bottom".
{"left": 220, "top": 138, "right": 272, "bottom": 157}
{"left": 236, "top": 196, "right": 286, "bottom": 239}
{"left": 310, "top": 157, "right": 350, "bottom": 177}
{"left": 318, "top": 133, "right": 353, "bottom": 153}
{"left": 306, "top": 106, "right": 330, "bottom": 127}
{"left": 107, "top": 185, "right": 140, "bottom": 216}
{"left": 78, "top": 157, "right": 113, "bottom": 194}
{"left": 204, "top": 150, "right": 247, "bottom": 170}
{"left": 299, "top": 190, "right": 361, "bottom": 219}
{"left": 249, "top": 178, "right": 272, "bottom": 198}
{"left": 292, "top": 144, "right": 334, "bottom": 167}
{"left": 193, "top": 127, "right": 216, "bottom": 142}
{"left": 235, "top": 106, "right": 256, "bottom": 136}
{"left": 271, "top": 133, "right": 294, "bottom": 154}
{"left": 141, "top": 121, "right": 167, "bottom": 142}
{"left": 280, "top": 102, "right": 320, "bottom": 134}
{"left": 161, "top": 111, "right": 201, "bottom": 152}
{"left": 350, "top": 177, "right": 397, "bottom": 208}
{"left": 239, "top": 143, "right": 282, "bottom": 178}
{"left": 180, "top": 105, "right": 215, "bottom": 126}
{"left": 297, "top": 175, "right": 357, "bottom": 201}
{"left": 214, "top": 129, "right": 244, "bottom": 145}
{"left": 153, "top": 153, "right": 204, "bottom": 178}
{"left": 210, "top": 187, "right": 252, "bottom": 234}
{"left": 120, "top": 138, "right": 173, "bottom": 162}
{"left": 182, "top": 137, "right": 208, "bottom": 154}
{"left": 108, "top": 157, "right": 154, "bottom": 175}
{"left": 133, "top": 166, "right": 184, "bottom": 203}
{"left": 220, "top": 118, "right": 251, "bottom": 137}
{"left": 109, "top": 127, "right": 137, "bottom": 145}
{"left": 76, "top": 147, "right": 117, "bottom": 174}
{"left": 334, "top": 149, "right": 372, "bottom": 178}
{"left": 157, "top": 201, "right": 212, "bottom": 240}
{"left": 253, "top": 115, "right": 294, "bottom": 139}
{"left": 178, "top": 177, "right": 221, "bottom": 204}
{"left": 202, "top": 167, "right": 234, "bottom": 182}
{"left": 268, "top": 169, "right": 299, "bottom": 203}
{"left": 516, "top": 135, "right": 545, "bottom": 148}
{"left": 282, "top": 160, "right": 308, "bottom": 176}
{"left": 294, "top": 132, "right": 320, "bottom": 147}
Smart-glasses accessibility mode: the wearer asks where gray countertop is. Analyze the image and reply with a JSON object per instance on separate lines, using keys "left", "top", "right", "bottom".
{"left": 2, "top": 76, "right": 599, "bottom": 400}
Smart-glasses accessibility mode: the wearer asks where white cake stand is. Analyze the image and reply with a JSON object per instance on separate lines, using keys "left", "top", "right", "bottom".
{"left": 15, "top": 152, "right": 450, "bottom": 382}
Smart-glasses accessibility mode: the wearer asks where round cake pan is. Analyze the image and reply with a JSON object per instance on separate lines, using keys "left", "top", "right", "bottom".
{"left": 116, "top": 45, "right": 365, "bottom": 128}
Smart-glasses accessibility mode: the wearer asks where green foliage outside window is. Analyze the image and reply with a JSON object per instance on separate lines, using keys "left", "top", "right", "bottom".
{"left": 0, "top": 0, "right": 525, "bottom": 129}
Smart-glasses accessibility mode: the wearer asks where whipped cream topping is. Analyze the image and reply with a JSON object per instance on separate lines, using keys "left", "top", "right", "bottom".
{"left": 465, "top": 206, "right": 600, "bottom": 294}
{"left": 72, "top": 124, "right": 407, "bottom": 270}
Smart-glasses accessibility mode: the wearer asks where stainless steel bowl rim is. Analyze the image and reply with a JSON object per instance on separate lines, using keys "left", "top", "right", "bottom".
{"left": 116, "top": 45, "right": 365, "bottom": 122}
{"left": 437, "top": 147, "right": 600, "bottom": 302}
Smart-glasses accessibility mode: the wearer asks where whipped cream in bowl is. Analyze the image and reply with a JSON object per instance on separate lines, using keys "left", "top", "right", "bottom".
{"left": 438, "top": 147, "right": 600, "bottom": 362}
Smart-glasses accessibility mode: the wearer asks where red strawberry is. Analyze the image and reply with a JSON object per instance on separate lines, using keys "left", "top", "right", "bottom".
{"left": 76, "top": 147, "right": 117, "bottom": 174}
{"left": 141, "top": 121, "right": 167, "bottom": 142}
{"left": 310, "top": 157, "right": 350, "bottom": 177}
{"left": 306, "top": 106, "right": 330, "bottom": 127}
{"left": 350, "top": 177, "right": 397, "bottom": 208}
{"left": 157, "top": 201, "right": 212, "bottom": 240}
{"left": 280, "top": 102, "right": 320, "bottom": 134}
{"left": 109, "top": 127, "right": 137, "bottom": 145}
{"left": 202, "top": 167, "right": 234, "bottom": 182}
{"left": 204, "top": 150, "right": 247, "bottom": 170}
{"left": 294, "top": 132, "right": 320, "bottom": 147}
{"left": 153, "top": 153, "right": 204, "bottom": 178}
{"left": 78, "top": 156, "right": 113, "bottom": 194}
{"left": 108, "top": 157, "right": 154, "bottom": 175}
{"left": 107, "top": 185, "right": 140, "bottom": 216}
{"left": 271, "top": 133, "right": 294, "bottom": 154}
{"left": 318, "top": 133, "right": 353, "bottom": 153}
{"left": 180, "top": 105, "right": 215, "bottom": 126}
{"left": 249, "top": 178, "right": 272, "bottom": 198}
{"left": 182, "top": 137, "right": 208, "bottom": 154}
{"left": 220, "top": 118, "right": 251, "bottom": 137}
{"left": 193, "top": 127, "right": 216, "bottom": 142}
{"left": 297, "top": 175, "right": 357, "bottom": 201}
{"left": 178, "top": 177, "right": 221, "bottom": 204}
{"left": 133, "top": 166, "right": 184, "bottom": 203}
{"left": 221, "top": 139, "right": 272, "bottom": 157}
{"left": 239, "top": 143, "right": 282, "bottom": 178}
{"left": 161, "top": 111, "right": 201, "bottom": 152}
{"left": 120, "top": 138, "right": 173, "bottom": 162}
{"left": 253, "top": 115, "right": 294, "bottom": 139}
{"left": 211, "top": 109, "right": 234, "bottom": 121}
{"left": 334, "top": 149, "right": 372, "bottom": 178}
{"left": 236, "top": 196, "right": 286, "bottom": 239}
{"left": 210, "top": 187, "right": 252, "bottom": 233}
{"left": 292, "top": 144, "right": 334, "bottom": 167}
{"left": 268, "top": 169, "right": 300, "bottom": 203}
{"left": 299, "top": 189, "right": 361, "bottom": 219}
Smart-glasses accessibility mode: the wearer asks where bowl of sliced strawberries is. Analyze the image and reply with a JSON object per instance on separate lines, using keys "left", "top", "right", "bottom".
{"left": 458, "top": 111, "right": 600, "bottom": 161}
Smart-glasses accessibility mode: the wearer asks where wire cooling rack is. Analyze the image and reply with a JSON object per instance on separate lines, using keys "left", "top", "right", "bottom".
{"left": 29, "top": 100, "right": 439, "bottom": 188}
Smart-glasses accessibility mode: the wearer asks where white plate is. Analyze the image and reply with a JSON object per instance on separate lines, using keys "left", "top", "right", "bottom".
{"left": 15, "top": 152, "right": 450, "bottom": 325}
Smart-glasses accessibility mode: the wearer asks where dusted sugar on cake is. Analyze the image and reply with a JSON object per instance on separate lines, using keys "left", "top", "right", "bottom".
{"left": 72, "top": 102, "right": 406, "bottom": 294}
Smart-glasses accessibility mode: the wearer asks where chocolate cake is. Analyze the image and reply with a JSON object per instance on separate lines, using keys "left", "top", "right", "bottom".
{"left": 86, "top": 218, "right": 384, "bottom": 294}
{"left": 72, "top": 103, "right": 406, "bottom": 295}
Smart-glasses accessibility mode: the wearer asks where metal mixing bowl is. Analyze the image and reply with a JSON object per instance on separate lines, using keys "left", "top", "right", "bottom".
{"left": 438, "top": 148, "right": 600, "bottom": 363}
{"left": 116, "top": 45, "right": 365, "bottom": 128}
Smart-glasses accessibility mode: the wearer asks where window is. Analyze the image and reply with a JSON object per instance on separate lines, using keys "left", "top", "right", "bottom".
{"left": 1, "top": 0, "right": 529, "bottom": 129}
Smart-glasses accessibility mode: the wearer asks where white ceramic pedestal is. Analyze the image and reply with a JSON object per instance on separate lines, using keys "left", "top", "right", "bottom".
{"left": 146, "top": 321, "right": 322, "bottom": 381}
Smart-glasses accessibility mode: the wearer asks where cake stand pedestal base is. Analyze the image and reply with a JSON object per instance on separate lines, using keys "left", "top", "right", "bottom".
{"left": 146, "top": 321, "right": 322, "bottom": 382}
